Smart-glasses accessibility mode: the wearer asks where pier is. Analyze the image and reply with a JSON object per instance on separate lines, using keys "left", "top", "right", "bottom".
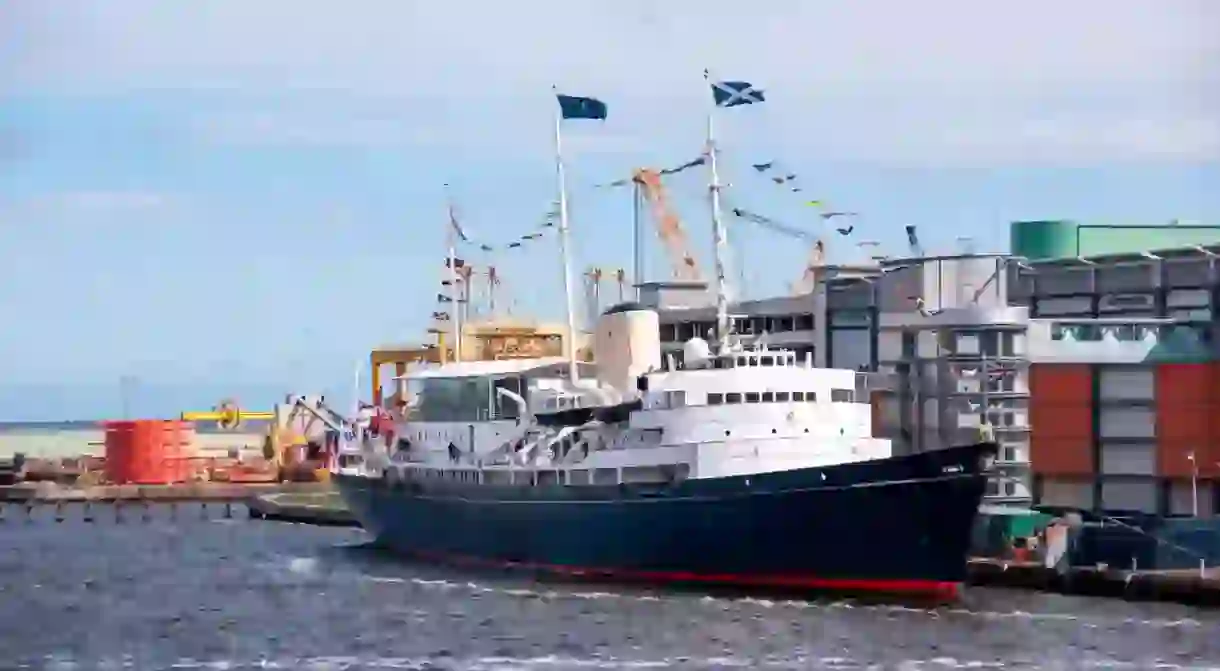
{"left": 0, "top": 481, "right": 331, "bottom": 503}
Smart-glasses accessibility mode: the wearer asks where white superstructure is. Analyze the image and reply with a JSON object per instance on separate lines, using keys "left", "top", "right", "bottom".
{"left": 340, "top": 303, "right": 892, "bottom": 485}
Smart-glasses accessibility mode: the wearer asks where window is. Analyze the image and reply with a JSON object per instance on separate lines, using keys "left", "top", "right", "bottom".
{"left": 775, "top": 316, "right": 794, "bottom": 332}
{"left": 901, "top": 331, "right": 916, "bottom": 357}
{"left": 737, "top": 357, "right": 749, "bottom": 367}
{"left": 985, "top": 479, "right": 1000, "bottom": 497}
{"left": 775, "top": 392, "right": 791, "bottom": 402}
{"left": 761, "top": 392, "right": 775, "bottom": 402}
{"left": 792, "top": 392, "right": 805, "bottom": 402}
{"left": 667, "top": 390, "right": 687, "bottom": 407}
{"left": 807, "top": 392, "right": 819, "bottom": 402}
{"left": 708, "top": 393, "right": 724, "bottom": 405}
{"left": 830, "top": 389, "right": 853, "bottom": 403}
{"left": 726, "top": 393, "right": 743, "bottom": 404}
{"left": 795, "top": 313, "right": 814, "bottom": 331}
{"left": 760, "top": 356, "right": 774, "bottom": 366}
{"left": 745, "top": 392, "right": 761, "bottom": 403}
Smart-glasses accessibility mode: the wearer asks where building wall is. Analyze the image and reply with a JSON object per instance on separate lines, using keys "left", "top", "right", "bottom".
{"left": 1027, "top": 322, "right": 1220, "bottom": 516}
{"left": 872, "top": 255, "right": 1032, "bottom": 504}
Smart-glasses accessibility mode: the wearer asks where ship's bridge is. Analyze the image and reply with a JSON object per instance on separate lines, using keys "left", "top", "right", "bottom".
{"left": 641, "top": 346, "right": 863, "bottom": 411}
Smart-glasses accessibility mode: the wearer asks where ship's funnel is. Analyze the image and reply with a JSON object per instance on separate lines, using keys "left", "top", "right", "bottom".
{"left": 593, "top": 303, "right": 662, "bottom": 398}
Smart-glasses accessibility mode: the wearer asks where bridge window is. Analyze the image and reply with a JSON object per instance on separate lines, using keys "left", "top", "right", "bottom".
{"left": 775, "top": 392, "right": 790, "bottom": 402}
{"left": 708, "top": 393, "right": 724, "bottom": 405}
{"left": 761, "top": 392, "right": 774, "bottom": 402}
{"left": 745, "top": 392, "right": 761, "bottom": 403}
{"left": 411, "top": 376, "right": 492, "bottom": 422}
{"left": 792, "top": 392, "right": 805, "bottom": 402}
{"left": 831, "top": 389, "right": 853, "bottom": 403}
{"left": 725, "top": 392, "right": 742, "bottom": 404}
{"left": 806, "top": 391, "right": 819, "bottom": 402}
{"left": 759, "top": 355, "right": 774, "bottom": 366}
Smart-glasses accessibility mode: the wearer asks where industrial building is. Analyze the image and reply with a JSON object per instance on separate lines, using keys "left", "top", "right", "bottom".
{"left": 1026, "top": 317, "right": 1218, "bottom": 516}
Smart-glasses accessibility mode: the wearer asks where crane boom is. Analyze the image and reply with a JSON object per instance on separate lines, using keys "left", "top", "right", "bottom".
{"left": 729, "top": 206, "right": 825, "bottom": 294}
{"left": 730, "top": 207, "right": 815, "bottom": 240}
{"left": 633, "top": 169, "right": 701, "bottom": 281}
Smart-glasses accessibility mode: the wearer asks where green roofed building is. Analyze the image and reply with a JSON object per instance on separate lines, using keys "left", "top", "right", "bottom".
{"left": 1011, "top": 220, "right": 1220, "bottom": 261}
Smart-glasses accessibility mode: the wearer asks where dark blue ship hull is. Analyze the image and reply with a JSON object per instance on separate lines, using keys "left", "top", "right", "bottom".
{"left": 334, "top": 442, "right": 996, "bottom": 599}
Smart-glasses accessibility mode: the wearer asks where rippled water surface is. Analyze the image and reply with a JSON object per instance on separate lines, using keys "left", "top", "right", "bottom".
{"left": 2, "top": 503, "right": 1220, "bottom": 670}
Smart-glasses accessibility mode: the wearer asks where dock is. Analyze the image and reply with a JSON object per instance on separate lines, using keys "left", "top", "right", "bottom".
{"left": 245, "top": 490, "right": 358, "bottom": 526}
{"left": 0, "top": 481, "right": 332, "bottom": 504}
{"left": 966, "top": 557, "right": 1220, "bottom": 607}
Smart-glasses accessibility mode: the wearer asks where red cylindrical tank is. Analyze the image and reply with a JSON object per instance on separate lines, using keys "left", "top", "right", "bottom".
{"left": 104, "top": 420, "right": 193, "bottom": 485}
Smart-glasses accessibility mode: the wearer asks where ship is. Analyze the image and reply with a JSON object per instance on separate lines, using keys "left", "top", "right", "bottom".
{"left": 332, "top": 83, "right": 996, "bottom": 600}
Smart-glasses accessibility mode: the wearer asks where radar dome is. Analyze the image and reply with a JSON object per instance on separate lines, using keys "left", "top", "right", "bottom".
{"left": 682, "top": 337, "right": 712, "bottom": 369}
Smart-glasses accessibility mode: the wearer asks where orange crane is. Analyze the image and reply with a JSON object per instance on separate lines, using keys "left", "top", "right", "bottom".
{"left": 631, "top": 168, "right": 702, "bottom": 282}
{"left": 729, "top": 207, "right": 826, "bottom": 294}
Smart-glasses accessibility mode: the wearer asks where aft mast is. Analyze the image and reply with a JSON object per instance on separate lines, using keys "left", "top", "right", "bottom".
{"left": 552, "top": 88, "right": 610, "bottom": 383}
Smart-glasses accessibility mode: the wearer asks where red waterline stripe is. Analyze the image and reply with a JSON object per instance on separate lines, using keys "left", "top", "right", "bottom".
{"left": 403, "top": 549, "right": 960, "bottom": 599}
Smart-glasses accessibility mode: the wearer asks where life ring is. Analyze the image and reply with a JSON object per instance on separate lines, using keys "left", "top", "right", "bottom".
{"left": 216, "top": 400, "right": 242, "bottom": 431}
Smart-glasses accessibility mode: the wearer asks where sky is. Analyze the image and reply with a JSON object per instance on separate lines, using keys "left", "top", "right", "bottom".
{"left": 1, "top": 1, "right": 1218, "bottom": 420}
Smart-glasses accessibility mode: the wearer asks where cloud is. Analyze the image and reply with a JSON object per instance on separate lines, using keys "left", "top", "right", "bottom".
{"left": 4, "top": 0, "right": 1217, "bottom": 165}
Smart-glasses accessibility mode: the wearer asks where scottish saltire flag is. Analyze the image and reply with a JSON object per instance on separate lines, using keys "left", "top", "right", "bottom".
{"left": 556, "top": 94, "right": 608, "bottom": 120}
{"left": 711, "top": 80, "right": 765, "bottom": 107}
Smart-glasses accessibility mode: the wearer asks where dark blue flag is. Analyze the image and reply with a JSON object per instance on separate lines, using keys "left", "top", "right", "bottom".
{"left": 556, "top": 94, "right": 608, "bottom": 120}
{"left": 711, "top": 81, "right": 765, "bottom": 108}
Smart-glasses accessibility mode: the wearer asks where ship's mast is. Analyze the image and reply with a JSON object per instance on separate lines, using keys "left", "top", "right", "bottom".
{"left": 444, "top": 186, "right": 464, "bottom": 363}
{"left": 552, "top": 92, "right": 580, "bottom": 383}
{"left": 704, "top": 72, "right": 731, "bottom": 353}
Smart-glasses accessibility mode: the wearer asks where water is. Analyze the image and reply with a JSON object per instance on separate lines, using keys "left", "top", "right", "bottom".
{"left": 3, "top": 504, "right": 1220, "bottom": 670}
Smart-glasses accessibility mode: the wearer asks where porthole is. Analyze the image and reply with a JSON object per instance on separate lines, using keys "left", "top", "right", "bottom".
{"left": 771, "top": 429, "right": 777, "bottom": 434}
{"left": 724, "top": 430, "right": 731, "bottom": 436}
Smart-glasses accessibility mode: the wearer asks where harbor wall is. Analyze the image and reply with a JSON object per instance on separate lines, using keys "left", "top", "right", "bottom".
{"left": 0, "top": 428, "right": 265, "bottom": 461}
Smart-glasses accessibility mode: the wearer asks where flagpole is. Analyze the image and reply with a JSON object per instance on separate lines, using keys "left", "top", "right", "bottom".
{"left": 552, "top": 87, "right": 580, "bottom": 383}
{"left": 444, "top": 184, "right": 463, "bottom": 363}
{"left": 704, "top": 70, "right": 731, "bottom": 353}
